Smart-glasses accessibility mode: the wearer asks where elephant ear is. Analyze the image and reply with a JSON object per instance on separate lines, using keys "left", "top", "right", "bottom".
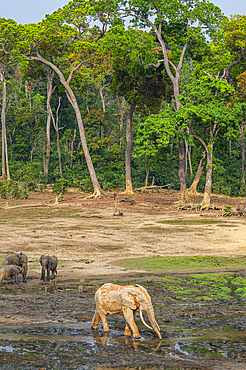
{"left": 119, "top": 291, "right": 138, "bottom": 310}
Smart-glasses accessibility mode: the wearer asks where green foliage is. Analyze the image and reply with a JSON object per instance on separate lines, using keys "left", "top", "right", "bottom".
{"left": 0, "top": 181, "right": 29, "bottom": 199}
{"left": 52, "top": 178, "right": 68, "bottom": 196}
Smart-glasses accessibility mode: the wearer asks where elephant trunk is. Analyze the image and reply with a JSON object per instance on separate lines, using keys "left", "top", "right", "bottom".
{"left": 41, "top": 265, "right": 46, "bottom": 281}
{"left": 143, "top": 304, "right": 162, "bottom": 340}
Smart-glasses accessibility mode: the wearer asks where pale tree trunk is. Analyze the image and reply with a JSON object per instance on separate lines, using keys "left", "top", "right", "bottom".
{"left": 241, "top": 123, "right": 245, "bottom": 183}
{"left": 50, "top": 97, "right": 63, "bottom": 177}
{"left": 145, "top": 167, "right": 149, "bottom": 187}
{"left": 178, "top": 138, "right": 187, "bottom": 202}
{"left": 99, "top": 83, "right": 109, "bottom": 140}
{"left": 125, "top": 101, "right": 136, "bottom": 194}
{"left": 185, "top": 138, "right": 193, "bottom": 176}
{"left": 0, "top": 72, "right": 10, "bottom": 181}
{"left": 44, "top": 69, "right": 55, "bottom": 178}
{"left": 27, "top": 54, "right": 104, "bottom": 197}
{"left": 188, "top": 151, "right": 205, "bottom": 195}
{"left": 201, "top": 143, "right": 213, "bottom": 209}
{"left": 70, "top": 129, "right": 76, "bottom": 169}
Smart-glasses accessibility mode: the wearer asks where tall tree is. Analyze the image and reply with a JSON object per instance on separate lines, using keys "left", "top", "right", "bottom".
{"left": 96, "top": 0, "right": 225, "bottom": 202}
{"left": 102, "top": 26, "right": 168, "bottom": 193}
{"left": 0, "top": 1, "right": 109, "bottom": 197}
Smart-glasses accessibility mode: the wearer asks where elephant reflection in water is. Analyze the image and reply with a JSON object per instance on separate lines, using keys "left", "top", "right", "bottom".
{"left": 91, "top": 283, "right": 162, "bottom": 339}
{"left": 92, "top": 331, "right": 162, "bottom": 352}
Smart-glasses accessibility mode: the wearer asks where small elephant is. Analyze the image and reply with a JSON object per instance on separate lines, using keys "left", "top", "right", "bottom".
{"left": 0, "top": 265, "right": 22, "bottom": 284}
{"left": 3, "top": 252, "right": 28, "bottom": 282}
{"left": 91, "top": 283, "right": 162, "bottom": 339}
{"left": 39, "top": 255, "right": 58, "bottom": 281}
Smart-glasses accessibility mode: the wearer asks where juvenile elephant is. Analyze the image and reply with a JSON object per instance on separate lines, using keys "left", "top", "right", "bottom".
{"left": 0, "top": 265, "right": 22, "bottom": 284}
{"left": 3, "top": 252, "right": 28, "bottom": 282}
{"left": 91, "top": 283, "right": 162, "bottom": 339}
{"left": 39, "top": 255, "right": 58, "bottom": 281}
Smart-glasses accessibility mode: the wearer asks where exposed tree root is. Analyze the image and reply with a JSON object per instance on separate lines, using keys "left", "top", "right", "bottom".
{"left": 177, "top": 203, "right": 224, "bottom": 211}
{"left": 86, "top": 189, "right": 108, "bottom": 199}
{"left": 134, "top": 185, "right": 170, "bottom": 194}
{"left": 0, "top": 203, "right": 48, "bottom": 210}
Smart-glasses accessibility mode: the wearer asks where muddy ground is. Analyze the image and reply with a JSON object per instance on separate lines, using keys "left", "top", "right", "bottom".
{"left": 0, "top": 190, "right": 246, "bottom": 369}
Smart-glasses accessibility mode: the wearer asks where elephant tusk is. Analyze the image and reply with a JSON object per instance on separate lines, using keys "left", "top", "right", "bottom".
{"left": 140, "top": 308, "right": 153, "bottom": 331}
{"left": 155, "top": 320, "right": 160, "bottom": 332}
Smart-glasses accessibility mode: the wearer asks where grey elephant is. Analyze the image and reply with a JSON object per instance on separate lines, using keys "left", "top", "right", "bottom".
{"left": 91, "top": 283, "right": 162, "bottom": 339}
{"left": 3, "top": 252, "right": 28, "bottom": 282}
{"left": 39, "top": 255, "right": 58, "bottom": 281}
{"left": 0, "top": 265, "right": 22, "bottom": 284}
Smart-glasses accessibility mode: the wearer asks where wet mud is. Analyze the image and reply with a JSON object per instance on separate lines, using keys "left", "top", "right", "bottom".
{"left": 0, "top": 273, "right": 246, "bottom": 370}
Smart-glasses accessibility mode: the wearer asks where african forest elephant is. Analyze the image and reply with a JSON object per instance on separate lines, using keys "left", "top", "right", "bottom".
{"left": 0, "top": 265, "right": 22, "bottom": 284}
{"left": 3, "top": 252, "right": 28, "bottom": 282}
{"left": 91, "top": 283, "right": 162, "bottom": 339}
{"left": 39, "top": 255, "right": 58, "bottom": 281}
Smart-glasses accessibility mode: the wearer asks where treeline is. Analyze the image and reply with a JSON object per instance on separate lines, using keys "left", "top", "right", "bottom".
{"left": 0, "top": 1, "right": 246, "bottom": 205}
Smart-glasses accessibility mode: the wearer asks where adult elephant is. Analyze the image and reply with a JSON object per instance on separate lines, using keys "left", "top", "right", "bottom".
{"left": 3, "top": 252, "right": 28, "bottom": 282}
{"left": 91, "top": 283, "right": 162, "bottom": 339}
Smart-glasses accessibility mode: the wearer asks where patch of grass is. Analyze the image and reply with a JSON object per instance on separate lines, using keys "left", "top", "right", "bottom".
{"left": 142, "top": 226, "right": 192, "bottom": 233}
{"left": 157, "top": 219, "right": 237, "bottom": 226}
{"left": 156, "top": 272, "right": 246, "bottom": 301}
{"left": 115, "top": 255, "right": 246, "bottom": 272}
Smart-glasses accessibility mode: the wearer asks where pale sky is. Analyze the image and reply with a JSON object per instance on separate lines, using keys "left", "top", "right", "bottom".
{"left": 0, "top": 0, "right": 245, "bottom": 24}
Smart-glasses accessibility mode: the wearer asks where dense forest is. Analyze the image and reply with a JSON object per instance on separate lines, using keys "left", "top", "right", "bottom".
{"left": 0, "top": 0, "right": 246, "bottom": 206}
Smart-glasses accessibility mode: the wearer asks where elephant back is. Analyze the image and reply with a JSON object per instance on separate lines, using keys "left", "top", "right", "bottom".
{"left": 2, "top": 254, "right": 20, "bottom": 266}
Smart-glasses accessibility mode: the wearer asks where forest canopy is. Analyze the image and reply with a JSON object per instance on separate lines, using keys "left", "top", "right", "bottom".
{"left": 0, "top": 0, "right": 246, "bottom": 205}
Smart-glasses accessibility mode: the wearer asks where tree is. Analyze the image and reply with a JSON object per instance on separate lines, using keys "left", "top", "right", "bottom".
{"left": 102, "top": 26, "right": 168, "bottom": 193}
{"left": 0, "top": 1, "right": 109, "bottom": 197}
{"left": 0, "top": 68, "right": 10, "bottom": 181}
{"left": 95, "top": 0, "right": 225, "bottom": 202}
{"left": 178, "top": 75, "right": 241, "bottom": 208}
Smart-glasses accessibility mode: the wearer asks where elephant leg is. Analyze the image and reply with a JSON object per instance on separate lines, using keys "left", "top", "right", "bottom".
{"left": 91, "top": 310, "right": 101, "bottom": 329}
{"left": 46, "top": 267, "right": 51, "bottom": 281}
{"left": 124, "top": 322, "right": 131, "bottom": 336}
{"left": 98, "top": 310, "right": 110, "bottom": 332}
{"left": 122, "top": 307, "right": 140, "bottom": 339}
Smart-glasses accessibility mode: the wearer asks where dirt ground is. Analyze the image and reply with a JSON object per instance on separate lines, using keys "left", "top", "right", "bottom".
{"left": 0, "top": 189, "right": 245, "bottom": 279}
{"left": 0, "top": 190, "right": 246, "bottom": 370}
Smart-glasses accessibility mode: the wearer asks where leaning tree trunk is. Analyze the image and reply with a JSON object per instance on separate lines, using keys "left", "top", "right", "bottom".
{"left": 201, "top": 143, "right": 213, "bottom": 209}
{"left": 27, "top": 55, "right": 105, "bottom": 198}
{"left": 44, "top": 70, "right": 54, "bottom": 178}
{"left": 188, "top": 151, "right": 206, "bottom": 195}
{"left": 125, "top": 101, "right": 136, "bottom": 194}
{"left": 67, "top": 90, "right": 104, "bottom": 197}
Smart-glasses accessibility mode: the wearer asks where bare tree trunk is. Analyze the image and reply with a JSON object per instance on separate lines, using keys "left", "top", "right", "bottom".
{"left": 241, "top": 123, "right": 245, "bottom": 183}
{"left": 57, "top": 129, "right": 62, "bottom": 177}
{"left": 70, "top": 129, "right": 76, "bottom": 169}
{"left": 125, "top": 101, "right": 136, "bottom": 194}
{"left": 145, "top": 167, "right": 149, "bottom": 187}
{"left": 178, "top": 137, "right": 187, "bottom": 203}
{"left": 50, "top": 97, "right": 63, "bottom": 177}
{"left": 44, "top": 69, "right": 54, "bottom": 178}
{"left": 0, "top": 72, "right": 10, "bottom": 181}
{"left": 185, "top": 138, "right": 193, "bottom": 175}
{"left": 0, "top": 74, "right": 6, "bottom": 180}
{"left": 188, "top": 151, "right": 205, "bottom": 195}
{"left": 201, "top": 143, "right": 213, "bottom": 209}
